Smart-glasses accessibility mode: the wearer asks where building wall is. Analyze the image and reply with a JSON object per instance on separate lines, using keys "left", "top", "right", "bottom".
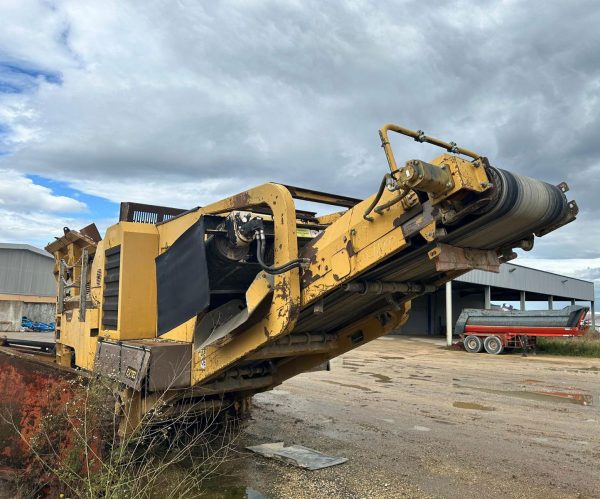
{"left": 0, "top": 249, "right": 55, "bottom": 296}
{"left": 23, "top": 302, "right": 56, "bottom": 324}
{"left": 0, "top": 301, "right": 22, "bottom": 332}
{"left": 395, "top": 287, "right": 485, "bottom": 335}
{"left": 0, "top": 301, "right": 55, "bottom": 331}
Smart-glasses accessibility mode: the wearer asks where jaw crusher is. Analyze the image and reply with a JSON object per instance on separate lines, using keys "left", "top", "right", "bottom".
{"left": 1, "top": 124, "right": 578, "bottom": 436}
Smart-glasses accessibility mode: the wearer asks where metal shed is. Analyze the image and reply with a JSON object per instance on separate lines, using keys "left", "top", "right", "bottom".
{"left": 0, "top": 243, "right": 56, "bottom": 331}
{"left": 397, "top": 262, "right": 595, "bottom": 341}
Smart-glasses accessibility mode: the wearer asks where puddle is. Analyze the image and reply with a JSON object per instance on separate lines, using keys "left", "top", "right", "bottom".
{"left": 202, "top": 484, "right": 266, "bottom": 499}
{"left": 453, "top": 401, "right": 495, "bottom": 411}
{"left": 361, "top": 372, "right": 393, "bottom": 384}
{"left": 467, "top": 386, "right": 595, "bottom": 406}
{"left": 201, "top": 473, "right": 266, "bottom": 499}
{"left": 321, "top": 380, "right": 372, "bottom": 392}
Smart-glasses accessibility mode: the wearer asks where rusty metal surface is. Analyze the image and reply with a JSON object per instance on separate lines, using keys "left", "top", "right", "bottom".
{"left": 119, "top": 201, "right": 187, "bottom": 224}
{"left": 94, "top": 339, "right": 191, "bottom": 391}
{"left": 428, "top": 243, "right": 500, "bottom": 273}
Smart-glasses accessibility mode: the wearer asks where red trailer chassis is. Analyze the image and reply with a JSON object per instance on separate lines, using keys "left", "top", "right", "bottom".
{"left": 462, "top": 310, "right": 588, "bottom": 355}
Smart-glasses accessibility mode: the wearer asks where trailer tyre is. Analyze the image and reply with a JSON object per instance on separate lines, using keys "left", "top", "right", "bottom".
{"left": 484, "top": 335, "right": 504, "bottom": 355}
{"left": 464, "top": 335, "right": 483, "bottom": 353}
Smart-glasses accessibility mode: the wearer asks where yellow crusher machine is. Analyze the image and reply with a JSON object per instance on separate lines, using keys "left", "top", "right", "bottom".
{"left": 42, "top": 124, "right": 577, "bottom": 428}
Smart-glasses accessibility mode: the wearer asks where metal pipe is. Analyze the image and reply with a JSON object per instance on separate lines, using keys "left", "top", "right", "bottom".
{"left": 378, "top": 123, "right": 481, "bottom": 176}
{"left": 343, "top": 281, "right": 436, "bottom": 295}
{"left": 446, "top": 281, "right": 453, "bottom": 346}
{"left": 484, "top": 285, "right": 491, "bottom": 309}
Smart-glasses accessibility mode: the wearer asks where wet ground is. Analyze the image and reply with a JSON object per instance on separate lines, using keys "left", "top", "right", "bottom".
{"left": 208, "top": 336, "right": 600, "bottom": 498}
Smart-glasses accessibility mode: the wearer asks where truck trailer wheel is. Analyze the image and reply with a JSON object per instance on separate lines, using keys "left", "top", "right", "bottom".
{"left": 484, "top": 335, "right": 504, "bottom": 355}
{"left": 464, "top": 335, "right": 483, "bottom": 353}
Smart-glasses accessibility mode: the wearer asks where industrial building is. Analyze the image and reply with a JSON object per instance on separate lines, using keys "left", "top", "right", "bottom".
{"left": 397, "top": 262, "right": 595, "bottom": 338}
{"left": 0, "top": 243, "right": 56, "bottom": 331}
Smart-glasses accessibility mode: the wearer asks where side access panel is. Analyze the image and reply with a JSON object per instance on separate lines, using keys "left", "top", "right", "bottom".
{"left": 94, "top": 339, "right": 191, "bottom": 391}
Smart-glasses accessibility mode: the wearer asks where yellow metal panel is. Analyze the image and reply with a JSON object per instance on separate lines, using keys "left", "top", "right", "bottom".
{"left": 300, "top": 190, "right": 411, "bottom": 306}
{"left": 156, "top": 210, "right": 202, "bottom": 251}
{"left": 58, "top": 308, "right": 99, "bottom": 370}
{"left": 118, "top": 225, "right": 159, "bottom": 340}
{"left": 161, "top": 317, "right": 196, "bottom": 343}
{"left": 428, "top": 154, "right": 490, "bottom": 204}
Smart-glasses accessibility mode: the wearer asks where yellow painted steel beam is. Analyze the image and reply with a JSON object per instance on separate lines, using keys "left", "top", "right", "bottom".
{"left": 191, "top": 183, "right": 301, "bottom": 383}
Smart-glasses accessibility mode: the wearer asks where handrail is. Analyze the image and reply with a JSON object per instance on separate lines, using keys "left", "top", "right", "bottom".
{"left": 378, "top": 123, "right": 481, "bottom": 176}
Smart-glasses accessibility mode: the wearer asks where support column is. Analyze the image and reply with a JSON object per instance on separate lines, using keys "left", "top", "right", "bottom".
{"left": 520, "top": 290, "right": 526, "bottom": 311}
{"left": 446, "top": 281, "right": 452, "bottom": 346}
{"left": 548, "top": 295, "right": 553, "bottom": 310}
{"left": 592, "top": 301, "right": 596, "bottom": 332}
{"left": 484, "top": 285, "right": 491, "bottom": 309}
{"left": 571, "top": 298, "right": 576, "bottom": 306}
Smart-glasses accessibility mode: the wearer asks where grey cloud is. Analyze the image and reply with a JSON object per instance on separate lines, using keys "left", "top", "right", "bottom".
{"left": 1, "top": 0, "right": 600, "bottom": 260}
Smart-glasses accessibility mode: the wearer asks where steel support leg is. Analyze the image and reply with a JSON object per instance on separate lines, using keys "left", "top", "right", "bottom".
{"left": 446, "top": 281, "right": 452, "bottom": 346}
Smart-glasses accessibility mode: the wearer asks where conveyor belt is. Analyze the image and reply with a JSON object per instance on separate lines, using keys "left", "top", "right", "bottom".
{"left": 294, "top": 166, "right": 571, "bottom": 335}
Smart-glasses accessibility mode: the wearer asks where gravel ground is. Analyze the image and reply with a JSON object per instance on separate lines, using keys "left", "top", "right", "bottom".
{"left": 210, "top": 336, "right": 600, "bottom": 498}
{"left": 2, "top": 335, "right": 598, "bottom": 498}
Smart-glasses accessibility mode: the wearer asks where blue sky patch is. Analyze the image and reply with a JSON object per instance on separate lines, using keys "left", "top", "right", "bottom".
{"left": 28, "top": 174, "right": 119, "bottom": 222}
{"left": 0, "top": 58, "right": 63, "bottom": 94}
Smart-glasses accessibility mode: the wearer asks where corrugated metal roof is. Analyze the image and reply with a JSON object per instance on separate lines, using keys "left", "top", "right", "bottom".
{"left": 457, "top": 263, "right": 594, "bottom": 301}
{"left": 0, "top": 243, "right": 53, "bottom": 259}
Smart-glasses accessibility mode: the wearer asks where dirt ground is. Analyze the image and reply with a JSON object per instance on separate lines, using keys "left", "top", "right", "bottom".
{"left": 2, "top": 335, "right": 598, "bottom": 498}
{"left": 214, "top": 336, "right": 600, "bottom": 499}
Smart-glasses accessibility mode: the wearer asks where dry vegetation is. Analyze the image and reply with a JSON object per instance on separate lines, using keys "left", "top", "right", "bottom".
{"left": 2, "top": 375, "right": 238, "bottom": 498}
{"left": 536, "top": 329, "right": 600, "bottom": 357}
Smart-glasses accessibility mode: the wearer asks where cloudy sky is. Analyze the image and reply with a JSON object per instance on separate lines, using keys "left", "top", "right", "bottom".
{"left": 1, "top": 0, "right": 599, "bottom": 299}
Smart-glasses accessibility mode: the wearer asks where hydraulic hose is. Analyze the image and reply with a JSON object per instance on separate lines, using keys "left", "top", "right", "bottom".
{"left": 374, "top": 188, "right": 410, "bottom": 215}
{"left": 363, "top": 174, "right": 390, "bottom": 222}
{"left": 255, "top": 230, "right": 310, "bottom": 275}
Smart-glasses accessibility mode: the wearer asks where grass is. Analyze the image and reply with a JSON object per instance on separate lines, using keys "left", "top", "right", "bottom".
{"left": 536, "top": 330, "right": 600, "bottom": 358}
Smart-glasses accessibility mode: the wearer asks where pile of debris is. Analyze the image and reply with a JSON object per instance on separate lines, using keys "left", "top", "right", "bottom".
{"left": 21, "top": 316, "right": 55, "bottom": 332}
